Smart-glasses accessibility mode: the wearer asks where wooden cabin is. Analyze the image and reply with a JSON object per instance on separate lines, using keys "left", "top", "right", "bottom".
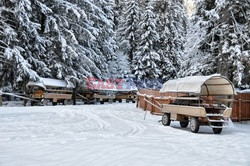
{"left": 78, "top": 80, "right": 138, "bottom": 104}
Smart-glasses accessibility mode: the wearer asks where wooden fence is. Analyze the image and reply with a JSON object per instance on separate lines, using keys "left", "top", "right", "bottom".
{"left": 232, "top": 93, "right": 250, "bottom": 121}
{"left": 137, "top": 89, "right": 250, "bottom": 121}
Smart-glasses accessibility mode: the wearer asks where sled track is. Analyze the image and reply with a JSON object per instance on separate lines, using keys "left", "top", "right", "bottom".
{"left": 55, "top": 109, "right": 112, "bottom": 135}
{"left": 108, "top": 110, "right": 146, "bottom": 136}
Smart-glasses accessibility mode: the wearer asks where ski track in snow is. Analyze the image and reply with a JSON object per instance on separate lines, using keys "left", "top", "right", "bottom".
{"left": 0, "top": 103, "right": 250, "bottom": 166}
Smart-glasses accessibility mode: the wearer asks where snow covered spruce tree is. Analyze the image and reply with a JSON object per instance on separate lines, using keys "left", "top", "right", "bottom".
{"left": 116, "top": 0, "right": 141, "bottom": 63}
{"left": 153, "top": 0, "right": 187, "bottom": 82}
{"left": 178, "top": 20, "right": 207, "bottom": 77}
{"left": 0, "top": 1, "right": 17, "bottom": 91}
{"left": 38, "top": 0, "right": 106, "bottom": 85}
{"left": 1, "top": 0, "right": 123, "bottom": 91}
{"left": 181, "top": 0, "right": 250, "bottom": 88}
{"left": 113, "top": 0, "right": 125, "bottom": 28}
{"left": 0, "top": 0, "right": 48, "bottom": 91}
{"left": 132, "top": 1, "right": 161, "bottom": 81}
{"left": 93, "top": 0, "right": 122, "bottom": 79}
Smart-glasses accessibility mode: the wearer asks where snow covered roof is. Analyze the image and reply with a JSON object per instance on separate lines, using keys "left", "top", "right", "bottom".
{"left": 26, "top": 78, "right": 74, "bottom": 90}
{"left": 160, "top": 74, "right": 236, "bottom": 96}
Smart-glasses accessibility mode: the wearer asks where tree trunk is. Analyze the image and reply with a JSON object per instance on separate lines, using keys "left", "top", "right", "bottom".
{"left": 0, "top": 94, "right": 2, "bottom": 106}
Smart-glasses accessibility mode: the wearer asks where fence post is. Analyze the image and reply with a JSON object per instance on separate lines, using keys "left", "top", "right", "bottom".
{"left": 136, "top": 96, "right": 139, "bottom": 108}
{"left": 151, "top": 97, "right": 154, "bottom": 113}
{"left": 144, "top": 96, "right": 147, "bottom": 111}
{"left": 239, "top": 99, "right": 242, "bottom": 121}
{"left": 152, "top": 97, "right": 155, "bottom": 113}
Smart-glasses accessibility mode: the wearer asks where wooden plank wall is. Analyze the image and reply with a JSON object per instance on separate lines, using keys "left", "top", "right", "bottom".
{"left": 137, "top": 89, "right": 250, "bottom": 121}
{"left": 232, "top": 93, "right": 250, "bottom": 121}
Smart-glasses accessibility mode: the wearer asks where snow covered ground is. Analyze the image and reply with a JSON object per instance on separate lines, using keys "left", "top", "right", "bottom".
{"left": 0, "top": 103, "right": 250, "bottom": 166}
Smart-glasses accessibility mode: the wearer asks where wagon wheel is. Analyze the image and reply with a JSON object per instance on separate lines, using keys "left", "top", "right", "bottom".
{"left": 42, "top": 99, "right": 49, "bottom": 106}
{"left": 63, "top": 100, "right": 68, "bottom": 105}
{"left": 162, "top": 113, "right": 171, "bottom": 126}
{"left": 93, "top": 99, "right": 97, "bottom": 104}
{"left": 190, "top": 117, "right": 199, "bottom": 133}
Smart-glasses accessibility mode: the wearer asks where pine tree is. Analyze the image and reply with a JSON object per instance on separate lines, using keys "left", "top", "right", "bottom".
{"left": 154, "top": 0, "right": 187, "bottom": 81}
{"left": 1, "top": 0, "right": 120, "bottom": 90}
{"left": 40, "top": 0, "right": 103, "bottom": 85}
{"left": 182, "top": 0, "right": 250, "bottom": 88}
{"left": 0, "top": 0, "right": 45, "bottom": 91}
{"left": 133, "top": 2, "right": 161, "bottom": 80}
{"left": 178, "top": 20, "right": 207, "bottom": 77}
{"left": 116, "top": 0, "right": 140, "bottom": 62}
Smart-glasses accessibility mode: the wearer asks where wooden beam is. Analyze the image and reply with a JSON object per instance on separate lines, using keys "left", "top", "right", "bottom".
{"left": 171, "top": 97, "right": 200, "bottom": 100}
{"left": 144, "top": 98, "right": 162, "bottom": 111}
{"left": 1, "top": 92, "right": 37, "bottom": 101}
{"left": 77, "top": 93, "right": 88, "bottom": 100}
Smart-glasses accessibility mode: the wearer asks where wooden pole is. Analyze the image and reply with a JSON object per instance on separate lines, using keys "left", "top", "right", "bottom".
{"left": 136, "top": 96, "right": 139, "bottom": 108}
{"left": 73, "top": 88, "right": 77, "bottom": 105}
{"left": 73, "top": 83, "right": 78, "bottom": 105}
{"left": 151, "top": 97, "right": 154, "bottom": 113}
{"left": 144, "top": 96, "right": 147, "bottom": 111}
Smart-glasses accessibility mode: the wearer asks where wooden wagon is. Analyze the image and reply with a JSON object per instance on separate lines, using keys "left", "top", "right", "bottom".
{"left": 77, "top": 81, "right": 117, "bottom": 104}
{"left": 138, "top": 74, "right": 236, "bottom": 134}
{"left": 26, "top": 78, "right": 74, "bottom": 106}
{"left": 115, "top": 82, "right": 137, "bottom": 103}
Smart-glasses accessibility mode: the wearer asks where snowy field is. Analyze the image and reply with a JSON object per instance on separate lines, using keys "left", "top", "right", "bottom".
{"left": 0, "top": 103, "right": 250, "bottom": 166}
